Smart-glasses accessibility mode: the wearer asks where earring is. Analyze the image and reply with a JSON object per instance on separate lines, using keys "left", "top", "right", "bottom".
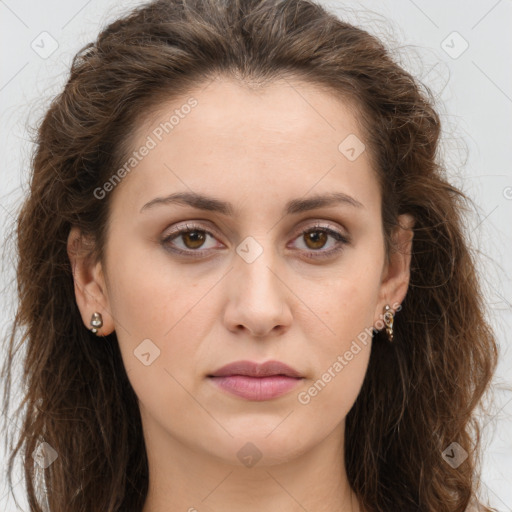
{"left": 383, "top": 305, "right": 394, "bottom": 342}
{"left": 89, "top": 312, "right": 103, "bottom": 334}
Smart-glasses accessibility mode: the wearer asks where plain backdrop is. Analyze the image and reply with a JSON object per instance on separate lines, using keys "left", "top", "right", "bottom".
{"left": 1, "top": 0, "right": 511, "bottom": 510}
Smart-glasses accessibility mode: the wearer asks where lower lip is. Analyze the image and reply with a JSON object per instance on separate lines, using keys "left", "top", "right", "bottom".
{"left": 208, "top": 375, "right": 303, "bottom": 401}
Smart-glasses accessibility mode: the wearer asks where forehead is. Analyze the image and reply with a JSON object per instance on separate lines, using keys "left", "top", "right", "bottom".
{"left": 108, "top": 76, "right": 380, "bottom": 219}
{"left": 143, "top": 76, "right": 364, "bottom": 147}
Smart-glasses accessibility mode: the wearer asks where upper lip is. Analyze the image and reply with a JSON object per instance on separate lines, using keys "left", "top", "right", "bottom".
{"left": 208, "top": 360, "right": 303, "bottom": 378}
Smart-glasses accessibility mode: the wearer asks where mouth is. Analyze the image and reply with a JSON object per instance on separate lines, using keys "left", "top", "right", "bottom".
{"left": 207, "top": 360, "right": 304, "bottom": 401}
{"left": 208, "top": 359, "right": 303, "bottom": 378}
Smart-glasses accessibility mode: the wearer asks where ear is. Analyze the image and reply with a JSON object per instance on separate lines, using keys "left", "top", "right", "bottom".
{"left": 67, "top": 226, "right": 115, "bottom": 336}
{"left": 373, "top": 213, "right": 415, "bottom": 325}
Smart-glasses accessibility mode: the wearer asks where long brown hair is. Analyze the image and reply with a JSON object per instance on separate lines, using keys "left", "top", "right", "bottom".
{"left": 1, "top": 0, "right": 498, "bottom": 510}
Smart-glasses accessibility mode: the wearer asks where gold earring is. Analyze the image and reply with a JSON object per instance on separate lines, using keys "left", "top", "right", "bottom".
{"left": 90, "top": 312, "right": 103, "bottom": 334}
{"left": 383, "top": 305, "right": 394, "bottom": 342}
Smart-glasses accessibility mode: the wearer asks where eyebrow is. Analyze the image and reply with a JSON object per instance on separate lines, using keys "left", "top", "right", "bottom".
{"left": 140, "top": 191, "right": 364, "bottom": 215}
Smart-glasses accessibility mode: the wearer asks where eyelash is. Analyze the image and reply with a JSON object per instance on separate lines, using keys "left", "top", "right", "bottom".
{"left": 161, "top": 222, "right": 350, "bottom": 260}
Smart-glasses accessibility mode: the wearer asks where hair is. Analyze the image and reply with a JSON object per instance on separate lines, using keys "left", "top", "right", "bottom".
{"left": 1, "top": 0, "right": 499, "bottom": 511}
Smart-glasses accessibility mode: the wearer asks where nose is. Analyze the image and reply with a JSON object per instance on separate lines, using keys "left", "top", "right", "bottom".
{"left": 223, "top": 245, "right": 293, "bottom": 338}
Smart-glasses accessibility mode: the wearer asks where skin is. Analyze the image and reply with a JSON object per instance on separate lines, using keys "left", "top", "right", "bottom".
{"left": 68, "top": 76, "right": 414, "bottom": 512}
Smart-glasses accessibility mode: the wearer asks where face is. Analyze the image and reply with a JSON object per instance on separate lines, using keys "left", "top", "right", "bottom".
{"left": 69, "top": 76, "right": 413, "bottom": 467}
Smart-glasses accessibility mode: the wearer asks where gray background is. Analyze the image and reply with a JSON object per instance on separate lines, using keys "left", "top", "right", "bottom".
{"left": 1, "top": 0, "right": 511, "bottom": 510}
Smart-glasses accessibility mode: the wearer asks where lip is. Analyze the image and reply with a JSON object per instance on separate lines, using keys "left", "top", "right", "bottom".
{"left": 207, "top": 360, "right": 304, "bottom": 401}
{"left": 208, "top": 360, "right": 303, "bottom": 378}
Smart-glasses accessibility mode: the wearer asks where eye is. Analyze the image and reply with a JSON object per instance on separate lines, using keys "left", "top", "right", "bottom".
{"left": 161, "top": 222, "right": 350, "bottom": 259}
{"left": 289, "top": 224, "right": 350, "bottom": 259}
{"left": 162, "top": 223, "right": 221, "bottom": 256}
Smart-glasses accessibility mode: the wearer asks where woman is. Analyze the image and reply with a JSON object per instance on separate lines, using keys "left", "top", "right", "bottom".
{"left": 1, "top": 0, "right": 499, "bottom": 510}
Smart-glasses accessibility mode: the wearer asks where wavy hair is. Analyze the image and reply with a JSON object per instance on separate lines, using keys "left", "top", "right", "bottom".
{"left": 1, "top": 0, "right": 498, "bottom": 511}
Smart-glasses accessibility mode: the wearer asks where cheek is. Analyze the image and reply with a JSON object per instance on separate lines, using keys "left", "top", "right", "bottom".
{"left": 297, "top": 280, "right": 376, "bottom": 423}
{"left": 106, "top": 237, "right": 209, "bottom": 335}
{"left": 314, "top": 261, "right": 383, "bottom": 345}
{"left": 300, "top": 342, "right": 371, "bottom": 414}
{"left": 299, "top": 255, "right": 382, "bottom": 408}
{"left": 105, "top": 244, "right": 218, "bottom": 399}
{"left": 110, "top": 272, "right": 208, "bottom": 433}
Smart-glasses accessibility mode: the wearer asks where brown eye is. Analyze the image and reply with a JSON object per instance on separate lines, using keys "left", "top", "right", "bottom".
{"left": 162, "top": 223, "right": 221, "bottom": 256}
{"left": 181, "top": 230, "right": 207, "bottom": 249}
{"left": 303, "top": 230, "right": 329, "bottom": 250}
{"left": 162, "top": 222, "right": 349, "bottom": 260}
{"left": 290, "top": 225, "right": 350, "bottom": 260}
